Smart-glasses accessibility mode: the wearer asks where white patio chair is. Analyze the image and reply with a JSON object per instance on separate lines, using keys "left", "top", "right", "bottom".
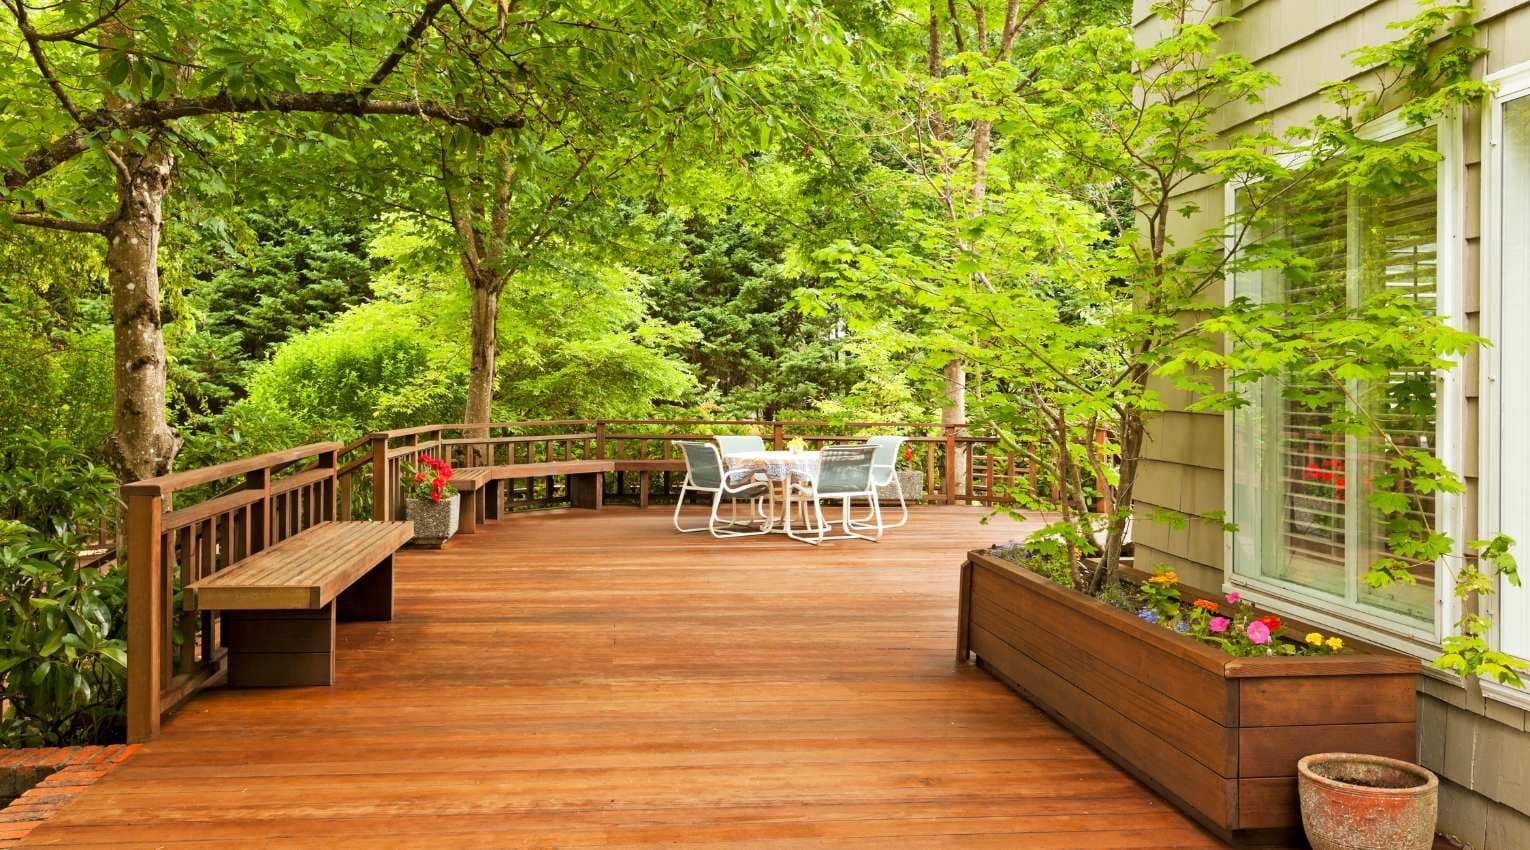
{"left": 714, "top": 434, "right": 767, "bottom": 456}
{"left": 787, "top": 444, "right": 882, "bottom": 544}
{"left": 673, "top": 441, "right": 772, "bottom": 538}
{"left": 850, "top": 435, "right": 910, "bottom": 530}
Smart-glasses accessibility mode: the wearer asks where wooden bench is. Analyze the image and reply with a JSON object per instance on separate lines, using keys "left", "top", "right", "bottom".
{"left": 446, "top": 467, "right": 492, "bottom": 534}
{"left": 458, "top": 460, "right": 616, "bottom": 518}
{"left": 612, "top": 459, "right": 687, "bottom": 508}
{"left": 186, "top": 520, "right": 413, "bottom": 688}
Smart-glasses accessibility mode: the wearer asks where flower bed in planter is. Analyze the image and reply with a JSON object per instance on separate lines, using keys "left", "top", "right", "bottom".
{"left": 956, "top": 549, "right": 1419, "bottom": 846}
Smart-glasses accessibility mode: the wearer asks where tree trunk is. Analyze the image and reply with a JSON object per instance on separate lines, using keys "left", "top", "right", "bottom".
{"left": 943, "top": 357, "right": 967, "bottom": 496}
{"left": 462, "top": 275, "right": 501, "bottom": 465}
{"left": 101, "top": 145, "right": 181, "bottom": 482}
{"left": 1096, "top": 411, "right": 1144, "bottom": 594}
{"left": 463, "top": 279, "right": 500, "bottom": 427}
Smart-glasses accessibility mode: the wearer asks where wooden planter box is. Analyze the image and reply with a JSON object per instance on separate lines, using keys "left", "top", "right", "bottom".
{"left": 957, "top": 550, "right": 1419, "bottom": 846}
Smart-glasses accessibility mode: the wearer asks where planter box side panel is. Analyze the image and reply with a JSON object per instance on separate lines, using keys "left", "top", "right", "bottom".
{"left": 1233, "top": 674, "right": 1418, "bottom": 831}
{"left": 1238, "top": 674, "right": 1418, "bottom": 727}
{"left": 969, "top": 562, "right": 1234, "bottom": 723}
{"left": 969, "top": 625, "right": 1237, "bottom": 832}
{"left": 968, "top": 593, "right": 1238, "bottom": 776}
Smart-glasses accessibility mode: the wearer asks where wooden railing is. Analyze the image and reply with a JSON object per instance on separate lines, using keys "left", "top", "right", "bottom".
{"left": 122, "top": 442, "right": 341, "bottom": 741}
{"left": 347, "top": 419, "right": 1110, "bottom": 517}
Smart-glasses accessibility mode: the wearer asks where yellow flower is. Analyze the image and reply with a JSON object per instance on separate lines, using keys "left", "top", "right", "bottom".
{"left": 1325, "top": 637, "right": 1344, "bottom": 651}
{"left": 1149, "top": 571, "right": 1179, "bottom": 586}
{"left": 1305, "top": 632, "right": 1324, "bottom": 646}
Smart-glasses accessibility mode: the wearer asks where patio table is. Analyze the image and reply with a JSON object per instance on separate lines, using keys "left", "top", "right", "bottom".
{"left": 723, "top": 450, "right": 821, "bottom": 535}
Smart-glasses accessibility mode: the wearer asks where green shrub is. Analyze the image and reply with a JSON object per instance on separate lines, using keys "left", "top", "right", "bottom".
{"left": 0, "top": 429, "right": 125, "bottom": 747}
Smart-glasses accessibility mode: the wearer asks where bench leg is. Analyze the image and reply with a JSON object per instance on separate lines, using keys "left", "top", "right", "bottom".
{"left": 223, "top": 605, "right": 336, "bottom": 687}
{"left": 459, "top": 488, "right": 478, "bottom": 535}
{"left": 639, "top": 471, "right": 652, "bottom": 509}
{"left": 485, "top": 479, "right": 503, "bottom": 520}
{"left": 337, "top": 555, "right": 394, "bottom": 622}
{"left": 569, "top": 472, "right": 604, "bottom": 510}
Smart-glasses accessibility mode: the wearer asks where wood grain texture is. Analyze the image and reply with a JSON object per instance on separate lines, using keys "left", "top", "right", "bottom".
{"left": 25, "top": 507, "right": 1266, "bottom": 849}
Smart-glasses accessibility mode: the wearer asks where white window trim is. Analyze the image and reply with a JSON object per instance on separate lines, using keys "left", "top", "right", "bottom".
{"left": 1479, "top": 60, "right": 1530, "bottom": 710}
{"left": 1221, "top": 107, "right": 1465, "bottom": 659}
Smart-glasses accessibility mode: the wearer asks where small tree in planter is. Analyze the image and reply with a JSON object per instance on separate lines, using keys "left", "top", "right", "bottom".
{"left": 819, "top": 0, "right": 1522, "bottom": 686}
{"left": 403, "top": 455, "right": 459, "bottom": 548}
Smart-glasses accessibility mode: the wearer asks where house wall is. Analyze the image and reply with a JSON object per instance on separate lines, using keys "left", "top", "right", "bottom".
{"left": 1132, "top": 1, "right": 1530, "bottom": 846}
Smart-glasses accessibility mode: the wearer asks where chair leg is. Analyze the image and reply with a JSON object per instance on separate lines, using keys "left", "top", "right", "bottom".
{"left": 887, "top": 474, "right": 909, "bottom": 528}
{"left": 853, "top": 476, "right": 907, "bottom": 531}
{"left": 710, "top": 493, "right": 770, "bottom": 538}
{"left": 674, "top": 484, "right": 711, "bottom": 533}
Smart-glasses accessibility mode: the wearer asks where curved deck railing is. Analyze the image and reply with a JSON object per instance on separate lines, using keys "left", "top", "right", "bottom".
{"left": 123, "top": 418, "right": 1112, "bottom": 740}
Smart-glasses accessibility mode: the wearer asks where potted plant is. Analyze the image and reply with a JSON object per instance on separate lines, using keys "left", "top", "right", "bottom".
{"left": 877, "top": 445, "right": 925, "bottom": 504}
{"left": 403, "top": 455, "right": 459, "bottom": 548}
{"left": 1298, "top": 753, "right": 1438, "bottom": 850}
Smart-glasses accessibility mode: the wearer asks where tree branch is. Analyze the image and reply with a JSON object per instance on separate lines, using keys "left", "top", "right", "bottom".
{"left": 6, "top": 0, "right": 86, "bottom": 123}
{"left": 5, "top": 93, "right": 525, "bottom": 190}
{"left": 356, "top": 0, "right": 451, "bottom": 101}
{"left": 5, "top": 210, "right": 108, "bottom": 234}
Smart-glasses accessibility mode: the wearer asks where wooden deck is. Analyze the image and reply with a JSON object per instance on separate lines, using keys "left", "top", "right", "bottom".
{"left": 24, "top": 506, "right": 1247, "bottom": 848}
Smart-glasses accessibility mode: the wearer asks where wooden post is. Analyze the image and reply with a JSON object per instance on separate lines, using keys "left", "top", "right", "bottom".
{"left": 944, "top": 425, "right": 958, "bottom": 505}
{"left": 125, "top": 488, "right": 164, "bottom": 743}
{"left": 595, "top": 420, "right": 607, "bottom": 460}
{"left": 370, "top": 434, "right": 390, "bottom": 521}
{"left": 318, "top": 448, "right": 337, "bottom": 522}
{"left": 772, "top": 422, "right": 785, "bottom": 450}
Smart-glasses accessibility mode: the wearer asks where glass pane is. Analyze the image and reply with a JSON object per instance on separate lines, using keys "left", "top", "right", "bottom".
{"left": 1496, "top": 94, "right": 1530, "bottom": 657}
{"left": 1354, "top": 128, "right": 1438, "bottom": 624}
{"left": 1265, "top": 175, "right": 1350, "bottom": 598}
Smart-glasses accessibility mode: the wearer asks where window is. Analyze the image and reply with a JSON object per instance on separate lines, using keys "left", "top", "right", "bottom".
{"left": 1226, "top": 114, "right": 1461, "bottom": 643}
{"left": 1484, "top": 63, "right": 1530, "bottom": 664}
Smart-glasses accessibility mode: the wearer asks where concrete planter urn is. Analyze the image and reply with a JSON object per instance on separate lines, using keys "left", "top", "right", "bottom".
{"left": 1298, "top": 753, "right": 1437, "bottom": 850}
{"left": 877, "top": 469, "right": 925, "bottom": 504}
{"left": 406, "top": 493, "right": 460, "bottom": 548}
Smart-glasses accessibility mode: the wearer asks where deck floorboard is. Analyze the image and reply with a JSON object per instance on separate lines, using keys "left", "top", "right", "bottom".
{"left": 21, "top": 506, "right": 1267, "bottom": 848}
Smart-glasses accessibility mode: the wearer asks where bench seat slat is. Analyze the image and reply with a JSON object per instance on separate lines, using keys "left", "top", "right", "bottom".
{"left": 187, "top": 521, "right": 413, "bottom": 612}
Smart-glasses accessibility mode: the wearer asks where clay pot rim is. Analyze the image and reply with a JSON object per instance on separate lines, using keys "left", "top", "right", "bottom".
{"left": 1297, "top": 752, "right": 1438, "bottom": 797}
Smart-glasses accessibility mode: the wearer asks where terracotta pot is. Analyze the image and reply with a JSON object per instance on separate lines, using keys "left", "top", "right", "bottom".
{"left": 1298, "top": 753, "right": 1437, "bottom": 850}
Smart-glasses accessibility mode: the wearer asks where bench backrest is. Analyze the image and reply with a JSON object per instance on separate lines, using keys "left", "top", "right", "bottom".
{"left": 121, "top": 443, "right": 341, "bottom": 742}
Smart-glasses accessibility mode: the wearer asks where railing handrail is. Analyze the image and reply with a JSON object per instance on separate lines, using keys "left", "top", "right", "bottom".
{"left": 122, "top": 441, "right": 341, "bottom": 497}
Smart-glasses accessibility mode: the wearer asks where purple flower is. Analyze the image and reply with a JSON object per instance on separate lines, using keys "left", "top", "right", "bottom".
{"left": 1173, "top": 621, "right": 1189, "bottom": 634}
{"left": 1137, "top": 609, "right": 1160, "bottom": 625}
{"left": 1209, "top": 616, "right": 1230, "bottom": 634}
{"left": 1246, "top": 620, "right": 1271, "bottom": 645}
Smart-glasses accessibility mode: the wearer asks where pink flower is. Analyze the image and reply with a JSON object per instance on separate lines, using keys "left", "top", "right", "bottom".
{"left": 1246, "top": 620, "right": 1271, "bottom": 645}
{"left": 1209, "top": 616, "right": 1230, "bottom": 634}
{"left": 1225, "top": 592, "right": 1241, "bottom": 604}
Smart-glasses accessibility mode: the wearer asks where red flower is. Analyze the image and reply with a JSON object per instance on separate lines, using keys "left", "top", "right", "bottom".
{"left": 1193, "top": 599, "right": 1220, "bottom": 613}
{"left": 1258, "top": 615, "right": 1281, "bottom": 632}
{"left": 414, "top": 472, "right": 427, "bottom": 483}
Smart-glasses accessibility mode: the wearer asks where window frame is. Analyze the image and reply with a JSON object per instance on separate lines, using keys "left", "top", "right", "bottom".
{"left": 1480, "top": 60, "right": 1530, "bottom": 706}
{"left": 1221, "top": 107, "right": 1465, "bottom": 656}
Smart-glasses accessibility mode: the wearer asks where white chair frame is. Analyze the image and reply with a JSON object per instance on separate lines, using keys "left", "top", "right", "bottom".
{"left": 787, "top": 444, "right": 883, "bottom": 545}
{"left": 673, "top": 442, "right": 772, "bottom": 538}
{"left": 850, "top": 435, "right": 910, "bottom": 531}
